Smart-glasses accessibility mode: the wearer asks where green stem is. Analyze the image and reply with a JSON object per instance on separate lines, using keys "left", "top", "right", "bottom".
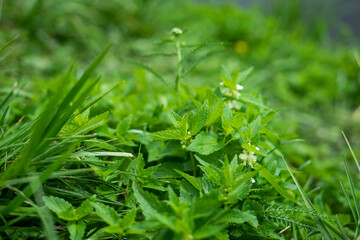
{"left": 175, "top": 40, "right": 182, "bottom": 91}
{"left": 190, "top": 152, "right": 197, "bottom": 177}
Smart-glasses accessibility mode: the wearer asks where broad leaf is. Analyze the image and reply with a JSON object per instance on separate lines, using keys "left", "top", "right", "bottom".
{"left": 186, "top": 133, "right": 224, "bottom": 155}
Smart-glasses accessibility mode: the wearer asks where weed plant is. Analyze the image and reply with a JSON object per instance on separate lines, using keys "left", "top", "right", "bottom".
{"left": 0, "top": 0, "right": 359, "bottom": 239}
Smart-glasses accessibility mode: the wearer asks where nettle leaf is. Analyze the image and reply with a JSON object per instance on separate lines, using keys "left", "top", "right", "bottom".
{"left": 190, "top": 96, "right": 203, "bottom": 109}
{"left": 174, "top": 169, "right": 202, "bottom": 191}
{"left": 196, "top": 156, "right": 222, "bottom": 186}
{"left": 186, "top": 133, "right": 224, "bottom": 155}
{"left": 68, "top": 220, "right": 86, "bottom": 240}
{"left": 91, "top": 202, "right": 120, "bottom": 226}
{"left": 254, "top": 164, "right": 295, "bottom": 202}
{"left": 221, "top": 66, "right": 236, "bottom": 90}
{"left": 215, "top": 209, "right": 258, "bottom": 227}
{"left": 44, "top": 196, "right": 93, "bottom": 221}
{"left": 43, "top": 196, "right": 73, "bottom": 215}
{"left": 228, "top": 180, "right": 252, "bottom": 203}
{"left": 193, "top": 191, "right": 222, "bottom": 219}
{"left": 193, "top": 224, "right": 225, "bottom": 239}
{"left": 238, "top": 94, "right": 273, "bottom": 111}
{"left": 116, "top": 115, "right": 132, "bottom": 136}
{"left": 189, "top": 101, "right": 209, "bottom": 136}
{"left": 133, "top": 184, "right": 176, "bottom": 230}
{"left": 60, "top": 110, "right": 109, "bottom": 136}
{"left": 249, "top": 115, "right": 262, "bottom": 140}
{"left": 235, "top": 66, "right": 253, "bottom": 84}
{"left": 206, "top": 100, "right": 224, "bottom": 127}
{"left": 168, "top": 110, "right": 182, "bottom": 128}
{"left": 119, "top": 209, "right": 137, "bottom": 230}
{"left": 150, "top": 129, "right": 185, "bottom": 141}
{"left": 75, "top": 199, "right": 93, "bottom": 219}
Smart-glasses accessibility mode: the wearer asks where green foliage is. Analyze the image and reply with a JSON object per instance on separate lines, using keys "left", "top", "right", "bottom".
{"left": 0, "top": 1, "right": 359, "bottom": 239}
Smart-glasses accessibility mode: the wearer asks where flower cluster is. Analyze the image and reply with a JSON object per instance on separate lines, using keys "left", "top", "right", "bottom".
{"left": 239, "top": 146, "right": 259, "bottom": 167}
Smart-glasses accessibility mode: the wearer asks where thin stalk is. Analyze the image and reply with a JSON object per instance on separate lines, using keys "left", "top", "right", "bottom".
{"left": 175, "top": 40, "right": 182, "bottom": 91}
{"left": 190, "top": 152, "right": 197, "bottom": 177}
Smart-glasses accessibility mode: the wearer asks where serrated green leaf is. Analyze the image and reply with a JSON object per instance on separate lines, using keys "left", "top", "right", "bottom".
{"left": 186, "top": 133, "right": 224, "bottom": 155}
{"left": 235, "top": 67, "right": 253, "bottom": 84}
{"left": 254, "top": 164, "right": 295, "bottom": 202}
{"left": 116, "top": 115, "right": 132, "bottom": 136}
{"left": 228, "top": 180, "right": 252, "bottom": 203}
{"left": 91, "top": 202, "right": 120, "bottom": 226}
{"left": 206, "top": 100, "right": 224, "bottom": 127}
{"left": 60, "top": 111, "right": 109, "bottom": 136}
{"left": 221, "top": 66, "right": 236, "bottom": 90}
{"left": 132, "top": 184, "right": 176, "bottom": 230}
{"left": 119, "top": 209, "right": 137, "bottom": 230}
{"left": 196, "top": 156, "right": 222, "bottom": 186}
{"left": 193, "top": 224, "right": 225, "bottom": 239}
{"left": 150, "top": 129, "right": 185, "bottom": 141}
{"left": 215, "top": 209, "right": 258, "bottom": 227}
{"left": 174, "top": 169, "right": 202, "bottom": 191}
{"left": 68, "top": 220, "right": 86, "bottom": 240}
{"left": 43, "top": 196, "right": 73, "bottom": 215}
{"left": 238, "top": 94, "right": 273, "bottom": 111}
{"left": 189, "top": 101, "right": 208, "bottom": 136}
{"left": 75, "top": 199, "right": 93, "bottom": 219}
{"left": 168, "top": 110, "right": 182, "bottom": 128}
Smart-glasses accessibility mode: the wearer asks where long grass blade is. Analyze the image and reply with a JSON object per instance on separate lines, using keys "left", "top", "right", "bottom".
{"left": 342, "top": 131, "right": 360, "bottom": 173}
{"left": 282, "top": 155, "right": 334, "bottom": 240}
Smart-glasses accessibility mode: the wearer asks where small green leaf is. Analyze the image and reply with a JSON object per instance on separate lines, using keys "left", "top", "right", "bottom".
{"left": 150, "top": 129, "right": 185, "bottom": 141}
{"left": 189, "top": 101, "right": 209, "bottom": 136}
{"left": 254, "top": 164, "right": 295, "bottom": 202}
{"left": 174, "top": 169, "right": 202, "bottom": 191}
{"left": 133, "top": 184, "right": 177, "bottom": 231}
{"left": 68, "top": 220, "right": 86, "bottom": 240}
{"left": 186, "top": 133, "right": 224, "bottom": 155}
{"left": 119, "top": 209, "right": 137, "bottom": 230}
{"left": 235, "top": 67, "right": 253, "bottom": 84}
{"left": 168, "top": 110, "right": 182, "bottom": 128}
{"left": 75, "top": 199, "right": 93, "bottom": 220}
{"left": 116, "top": 115, "right": 132, "bottom": 136}
{"left": 43, "top": 196, "right": 73, "bottom": 215}
{"left": 206, "top": 100, "right": 224, "bottom": 127}
{"left": 221, "top": 66, "right": 236, "bottom": 90}
{"left": 91, "top": 202, "right": 120, "bottom": 226}
{"left": 193, "top": 224, "right": 225, "bottom": 239}
{"left": 215, "top": 209, "right": 258, "bottom": 227}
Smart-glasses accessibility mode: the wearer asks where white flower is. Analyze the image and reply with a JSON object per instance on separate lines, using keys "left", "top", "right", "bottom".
{"left": 251, "top": 178, "right": 256, "bottom": 183}
{"left": 171, "top": 27, "right": 183, "bottom": 36}
{"left": 239, "top": 145, "right": 259, "bottom": 167}
{"left": 236, "top": 84, "right": 244, "bottom": 90}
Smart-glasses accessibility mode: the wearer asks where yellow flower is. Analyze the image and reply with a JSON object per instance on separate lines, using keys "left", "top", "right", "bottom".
{"left": 234, "top": 40, "right": 249, "bottom": 54}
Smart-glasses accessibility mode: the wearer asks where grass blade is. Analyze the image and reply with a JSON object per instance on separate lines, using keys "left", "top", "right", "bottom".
{"left": 342, "top": 131, "right": 360, "bottom": 173}
{"left": 282, "top": 155, "right": 334, "bottom": 240}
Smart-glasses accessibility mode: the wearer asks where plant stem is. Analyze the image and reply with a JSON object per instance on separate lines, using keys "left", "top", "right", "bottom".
{"left": 175, "top": 40, "right": 182, "bottom": 91}
{"left": 190, "top": 152, "right": 197, "bottom": 177}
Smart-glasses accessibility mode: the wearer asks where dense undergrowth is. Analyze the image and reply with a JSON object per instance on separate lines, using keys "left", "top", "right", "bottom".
{"left": 0, "top": 0, "right": 360, "bottom": 239}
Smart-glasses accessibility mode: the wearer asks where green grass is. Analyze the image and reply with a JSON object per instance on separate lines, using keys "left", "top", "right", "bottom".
{"left": 0, "top": 0, "right": 359, "bottom": 239}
